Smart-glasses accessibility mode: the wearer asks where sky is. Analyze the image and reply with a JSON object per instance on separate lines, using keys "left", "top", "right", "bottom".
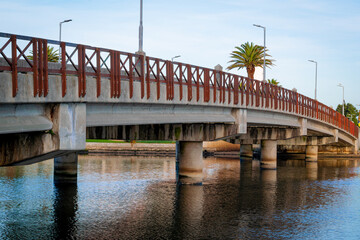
{"left": 1, "top": 0, "right": 359, "bottom": 109}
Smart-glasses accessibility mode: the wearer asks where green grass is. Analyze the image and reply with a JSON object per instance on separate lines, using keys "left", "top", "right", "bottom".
{"left": 86, "top": 139, "right": 175, "bottom": 144}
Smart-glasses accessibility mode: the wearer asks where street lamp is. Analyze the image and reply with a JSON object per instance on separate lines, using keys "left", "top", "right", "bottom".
{"left": 253, "top": 24, "right": 266, "bottom": 81}
{"left": 308, "top": 60, "right": 318, "bottom": 100}
{"left": 172, "top": 55, "right": 181, "bottom": 62}
{"left": 138, "top": 0, "right": 144, "bottom": 53}
{"left": 59, "top": 19, "right": 72, "bottom": 54}
{"left": 337, "top": 83, "right": 345, "bottom": 115}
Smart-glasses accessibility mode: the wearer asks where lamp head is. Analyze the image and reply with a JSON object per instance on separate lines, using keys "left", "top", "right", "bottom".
{"left": 253, "top": 24, "right": 264, "bottom": 29}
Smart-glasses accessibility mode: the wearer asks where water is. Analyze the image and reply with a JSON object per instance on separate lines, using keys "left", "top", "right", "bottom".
{"left": 1, "top": 155, "right": 360, "bottom": 239}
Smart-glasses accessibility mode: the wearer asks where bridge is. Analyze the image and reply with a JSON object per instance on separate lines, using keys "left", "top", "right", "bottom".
{"left": 0, "top": 32, "right": 358, "bottom": 184}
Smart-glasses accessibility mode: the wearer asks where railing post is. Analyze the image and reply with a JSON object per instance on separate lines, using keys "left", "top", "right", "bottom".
{"left": 214, "top": 64, "right": 222, "bottom": 103}
{"left": 11, "top": 35, "right": 18, "bottom": 97}
{"left": 214, "top": 65, "right": 222, "bottom": 103}
{"left": 96, "top": 48, "right": 101, "bottom": 97}
{"left": 61, "top": 42, "right": 67, "bottom": 97}
{"left": 234, "top": 75, "right": 239, "bottom": 105}
{"left": 204, "top": 68, "right": 210, "bottom": 102}
{"left": 32, "top": 38, "right": 38, "bottom": 97}
{"left": 196, "top": 67, "right": 200, "bottom": 102}
{"left": 128, "top": 53, "right": 133, "bottom": 99}
{"left": 187, "top": 64, "right": 192, "bottom": 101}
{"left": 43, "top": 39, "right": 49, "bottom": 97}
{"left": 146, "top": 57, "right": 150, "bottom": 99}
{"left": 179, "top": 63, "right": 183, "bottom": 101}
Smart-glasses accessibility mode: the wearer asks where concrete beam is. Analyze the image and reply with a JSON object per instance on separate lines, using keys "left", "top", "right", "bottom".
{"left": 237, "top": 127, "right": 301, "bottom": 141}
{"left": 87, "top": 123, "right": 239, "bottom": 141}
{"left": 0, "top": 103, "right": 86, "bottom": 166}
{"left": 277, "top": 136, "right": 337, "bottom": 146}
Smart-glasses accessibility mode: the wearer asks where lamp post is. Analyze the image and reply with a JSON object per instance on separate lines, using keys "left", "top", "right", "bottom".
{"left": 172, "top": 55, "right": 181, "bottom": 62}
{"left": 337, "top": 83, "right": 345, "bottom": 115}
{"left": 138, "top": 0, "right": 144, "bottom": 53}
{"left": 308, "top": 60, "right": 318, "bottom": 100}
{"left": 59, "top": 19, "right": 72, "bottom": 55}
{"left": 253, "top": 24, "right": 266, "bottom": 81}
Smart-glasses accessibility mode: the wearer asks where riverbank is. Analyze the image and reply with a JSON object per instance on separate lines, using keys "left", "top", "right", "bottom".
{"left": 85, "top": 141, "right": 360, "bottom": 159}
{"left": 85, "top": 141, "right": 241, "bottom": 158}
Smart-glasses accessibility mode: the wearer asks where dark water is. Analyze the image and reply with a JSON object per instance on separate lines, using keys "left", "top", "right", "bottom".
{"left": 1, "top": 155, "right": 360, "bottom": 239}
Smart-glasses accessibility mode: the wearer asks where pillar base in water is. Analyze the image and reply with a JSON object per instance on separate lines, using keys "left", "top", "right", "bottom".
{"left": 260, "top": 140, "right": 277, "bottom": 170}
{"left": 305, "top": 145, "right": 318, "bottom": 162}
{"left": 240, "top": 144, "right": 253, "bottom": 160}
{"left": 176, "top": 141, "right": 203, "bottom": 185}
{"left": 54, "top": 152, "right": 78, "bottom": 184}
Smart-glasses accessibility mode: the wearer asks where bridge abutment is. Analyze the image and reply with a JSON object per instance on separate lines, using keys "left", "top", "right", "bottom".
{"left": 240, "top": 144, "right": 253, "bottom": 160}
{"left": 54, "top": 152, "right": 78, "bottom": 184}
{"left": 305, "top": 145, "right": 318, "bottom": 162}
{"left": 176, "top": 141, "right": 203, "bottom": 185}
{"left": 260, "top": 140, "right": 277, "bottom": 169}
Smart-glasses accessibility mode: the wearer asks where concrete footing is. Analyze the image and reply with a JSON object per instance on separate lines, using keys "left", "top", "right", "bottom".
{"left": 176, "top": 141, "right": 203, "bottom": 185}
{"left": 260, "top": 140, "right": 277, "bottom": 169}
{"left": 240, "top": 144, "right": 253, "bottom": 160}
{"left": 305, "top": 145, "right": 318, "bottom": 162}
{"left": 54, "top": 153, "right": 78, "bottom": 184}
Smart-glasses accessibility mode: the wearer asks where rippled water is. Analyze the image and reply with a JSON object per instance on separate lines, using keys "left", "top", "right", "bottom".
{"left": 1, "top": 155, "right": 360, "bottom": 239}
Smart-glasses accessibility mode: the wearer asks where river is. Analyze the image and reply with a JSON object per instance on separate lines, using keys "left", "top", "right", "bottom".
{"left": 1, "top": 155, "right": 360, "bottom": 239}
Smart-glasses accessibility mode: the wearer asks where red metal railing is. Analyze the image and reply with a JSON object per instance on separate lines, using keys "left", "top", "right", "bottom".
{"left": 0, "top": 32, "right": 358, "bottom": 138}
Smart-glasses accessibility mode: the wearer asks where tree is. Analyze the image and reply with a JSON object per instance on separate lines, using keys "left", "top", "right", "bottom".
{"left": 267, "top": 78, "right": 281, "bottom": 86}
{"left": 336, "top": 102, "right": 359, "bottom": 125}
{"left": 27, "top": 46, "right": 59, "bottom": 63}
{"left": 227, "top": 42, "right": 274, "bottom": 79}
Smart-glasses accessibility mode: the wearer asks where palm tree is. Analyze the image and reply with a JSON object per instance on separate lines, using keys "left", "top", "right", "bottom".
{"left": 227, "top": 42, "right": 274, "bottom": 79}
{"left": 267, "top": 78, "right": 280, "bottom": 86}
{"left": 27, "top": 46, "right": 59, "bottom": 63}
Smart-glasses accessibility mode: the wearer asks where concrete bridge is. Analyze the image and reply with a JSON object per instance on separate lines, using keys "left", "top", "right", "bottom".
{"left": 0, "top": 32, "right": 358, "bottom": 184}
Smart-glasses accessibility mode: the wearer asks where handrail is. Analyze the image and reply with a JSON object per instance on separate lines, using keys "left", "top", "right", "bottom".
{"left": 0, "top": 32, "right": 358, "bottom": 138}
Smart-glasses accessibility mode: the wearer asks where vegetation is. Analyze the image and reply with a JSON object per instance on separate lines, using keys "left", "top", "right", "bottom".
{"left": 227, "top": 42, "right": 274, "bottom": 79}
{"left": 267, "top": 78, "right": 281, "bottom": 86}
{"left": 336, "top": 103, "right": 359, "bottom": 125}
{"left": 27, "top": 46, "right": 59, "bottom": 63}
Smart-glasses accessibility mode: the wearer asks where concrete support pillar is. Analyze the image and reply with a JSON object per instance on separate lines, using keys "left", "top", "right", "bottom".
{"left": 240, "top": 144, "right": 253, "bottom": 160}
{"left": 176, "top": 141, "right": 203, "bottom": 185}
{"left": 54, "top": 152, "right": 78, "bottom": 184}
{"left": 305, "top": 145, "right": 318, "bottom": 162}
{"left": 260, "top": 140, "right": 277, "bottom": 169}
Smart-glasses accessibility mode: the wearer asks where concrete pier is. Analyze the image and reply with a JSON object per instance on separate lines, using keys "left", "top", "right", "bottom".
{"left": 305, "top": 145, "right": 318, "bottom": 162}
{"left": 260, "top": 140, "right": 277, "bottom": 169}
{"left": 176, "top": 141, "right": 203, "bottom": 185}
{"left": 54, "top": 152, "right": 78, "bottom": 184}
{"left": 240, "top": 144, "right": 253, "bottom": 160}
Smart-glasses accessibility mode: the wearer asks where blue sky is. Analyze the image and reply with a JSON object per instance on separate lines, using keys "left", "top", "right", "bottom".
{"left": 1, "top": 0, "right": 359, "bottom": 108}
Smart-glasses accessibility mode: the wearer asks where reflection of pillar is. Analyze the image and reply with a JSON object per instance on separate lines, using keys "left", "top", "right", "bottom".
{"left": 306, "top": 162, "right": 318, "bottom": 180}
{"left": 54, "top": 152, "right": 78, "bottom": 184}
{"left": 53, "top": 183, "right": 78, "bottom": 239}
{"left": 305, "top": 145, "right": 318, "bottom": 162}
{"left": 240, "top": 144, "right": 253, "bottom": 160}
{"left": 175, "top": 184, "right": 204, "bottom": 238}
{"left": 176, "top": 141, "right": 203, "bottom": 184}
{"left": 260, "top": 140, "right": 277, "bottom": 169}
{"left": 261, "top": 169, "right": 277, "bottom": 215}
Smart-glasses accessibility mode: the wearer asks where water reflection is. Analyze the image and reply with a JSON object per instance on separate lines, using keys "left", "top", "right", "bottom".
{"left": 53, "top": 183, "right": 78, "bottom": 239}
{"left": 0, "top": 156, "right": 359, "bottom": 239}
